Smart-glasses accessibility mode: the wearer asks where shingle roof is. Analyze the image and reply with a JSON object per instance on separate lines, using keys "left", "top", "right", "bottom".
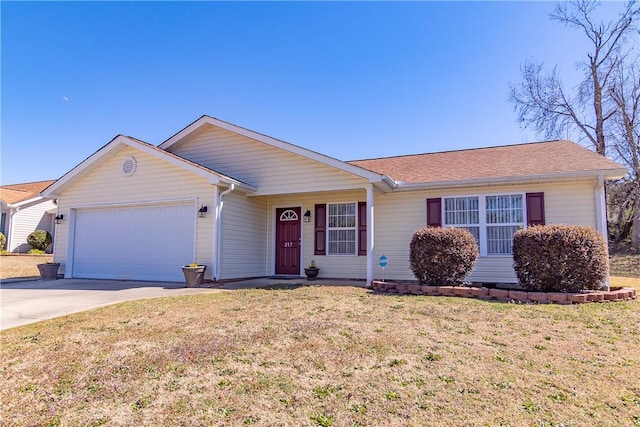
{"left": 0, "top": 180, "right": 57, "bottom": 205}
{"left": 348, "top": 140, "right": 627, "bottom": 185}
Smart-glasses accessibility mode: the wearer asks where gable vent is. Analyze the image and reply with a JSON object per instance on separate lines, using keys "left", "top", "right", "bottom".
{"left": 121, "top": 156, "right": 137, "bottom": 176}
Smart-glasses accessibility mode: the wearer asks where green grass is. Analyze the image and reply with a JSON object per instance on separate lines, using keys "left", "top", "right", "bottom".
{"left": 1, "top": 282, "right": 639, "bottom": 426}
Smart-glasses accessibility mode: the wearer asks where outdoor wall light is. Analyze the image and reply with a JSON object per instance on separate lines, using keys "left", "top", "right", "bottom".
{"left": 54, "top": 214, "right": 64, "bottom": 224}
{"left": 198, "top": 205, "right": 208, "bottom": 218}
{"left": 303, "top": 210, "right": 312, "bottom": 222}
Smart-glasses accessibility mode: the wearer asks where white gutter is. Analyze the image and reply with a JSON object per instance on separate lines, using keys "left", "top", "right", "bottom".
{"left": 11, "top": 196, "right": 45, "bottom": 208}
{"left": 213, "top": 183, "right": 235, "bottom": 281}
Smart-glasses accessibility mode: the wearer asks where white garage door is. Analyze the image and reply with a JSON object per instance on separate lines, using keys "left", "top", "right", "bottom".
{"left": 72, "top": 203, "right": 196, "bottom": 282}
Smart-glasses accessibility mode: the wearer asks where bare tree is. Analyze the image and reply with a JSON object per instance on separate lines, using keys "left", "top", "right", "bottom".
{"left": 510, "top": 0, "right": 640, "bottom": 244}
{"left": 609, "top": 61, "right": 640, "bottom": 243}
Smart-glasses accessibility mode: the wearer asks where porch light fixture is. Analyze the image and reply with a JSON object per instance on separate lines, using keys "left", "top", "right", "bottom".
{"left": 54, "top": 214, "right": 64, "bottom": 224}
{"left": 198, "top": 205, "right": 208, "bottom": 218}
{"left": 303, "top": 210, "right": 312, "bottom": 222}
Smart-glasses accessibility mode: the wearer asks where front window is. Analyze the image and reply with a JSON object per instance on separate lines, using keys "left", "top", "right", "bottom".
{"left": 486, "top": 195, "right": 523, "bottom": 255}
{"left": 327, "top": 202, "right": 356, "bottom": 255}
{"left": 444, "top": 196, "right": 480, "bottom": 242}
{"left": 443, "top": 193, "right": 524, "bottom": 256}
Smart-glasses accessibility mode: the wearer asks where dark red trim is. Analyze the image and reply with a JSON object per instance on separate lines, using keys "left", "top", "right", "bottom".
{"left": 526, "top": 192, "right": 545, "bottom": 226}
{"left": 358, "top": 202, "right": 367, "bottom": 256}
{"left": 314, "top": 204, "right": 326, "bottom": 255}
{"left": 426, "top": 198, "right": 442, "bottom": 227}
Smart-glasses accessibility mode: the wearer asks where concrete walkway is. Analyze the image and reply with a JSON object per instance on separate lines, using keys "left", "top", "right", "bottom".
{"left": 0, "top": 277, "right": 368, "bottom": 330}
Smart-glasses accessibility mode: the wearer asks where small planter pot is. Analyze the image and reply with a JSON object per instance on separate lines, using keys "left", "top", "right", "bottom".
{"left": 37, "top": 263, "right": 60, "bottom": 281}
{"left": 304, "top": 268, "right": 319, "bottom": 280}
{"left": 182, "top": 265, "right": 206, "bottom": 288}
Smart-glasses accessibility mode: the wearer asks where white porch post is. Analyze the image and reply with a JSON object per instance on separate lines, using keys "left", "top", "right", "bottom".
{"left": 5, "top": 209, "right": 15, "bottom": 252}
{"left": 366, "top": 186, "right": 374, "bottom": 286}
{"left": 211, "top": 185, "right": 220, "bottom": 281}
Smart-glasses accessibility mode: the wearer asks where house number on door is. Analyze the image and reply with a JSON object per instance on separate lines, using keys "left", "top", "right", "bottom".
{"left": 283, "top": 242, "right": 295, "bottom": 248}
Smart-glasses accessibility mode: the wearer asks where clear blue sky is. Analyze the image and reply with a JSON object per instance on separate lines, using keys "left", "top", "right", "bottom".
{"left": 1, "top": 1, "right": 620, "bottom": 185}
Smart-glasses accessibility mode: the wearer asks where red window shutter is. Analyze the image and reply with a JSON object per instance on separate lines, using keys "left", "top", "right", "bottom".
{"left": 526, "top": 192, "right": 545, "bottom": 226}
{"left": 358, "top": 202, "right": 367, "bottom": 256}
{"left": 314, "top": 204, "right": 327, "bottom": 255}
{"left": 426, "top": 198, "right": 442, "bottom": 227}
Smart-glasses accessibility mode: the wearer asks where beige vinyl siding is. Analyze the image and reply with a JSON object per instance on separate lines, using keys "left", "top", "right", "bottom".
{"left": 373, "top": 180, "right": 599, "bottom": 284}
{"left": 7, "top": 199, "right": 56, "bottom": 252}
{"left": 53, "top": 146, "right": 216, "bottom": 279}
{"left": 219, "top": 192, "right": 268, "bottom": 279}
{"left": 168, "top": 125, "right": 369, "bottom": 195}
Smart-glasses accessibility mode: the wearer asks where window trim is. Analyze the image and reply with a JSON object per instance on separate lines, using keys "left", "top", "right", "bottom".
{"left": 326, "top": 201, "right": 359, "bottom": 256}
{"left": 442, "top": 192, "right": 525, "bottom": 257}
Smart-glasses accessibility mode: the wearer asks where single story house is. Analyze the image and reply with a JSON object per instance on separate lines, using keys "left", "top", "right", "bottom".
{"left": 1, "top": 180, "right": 58, "bottom": 253}
{"left": 42, "top": 116, "right": 627, "bottom": 284}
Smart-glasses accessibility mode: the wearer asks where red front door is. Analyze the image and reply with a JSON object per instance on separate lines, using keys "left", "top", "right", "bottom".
{"left": 275, "top": 207, "right": 301, "bottom": 275}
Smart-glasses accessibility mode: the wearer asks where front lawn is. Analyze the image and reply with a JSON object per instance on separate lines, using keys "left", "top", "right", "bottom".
{"left": 0, "top": 254, "right": 53, "bottom": 279}
{"left": 609, "top": 242, "right": 640, "bottom": 278}
{"left": 1, "top": 284, "right": 639, "bottom": 426}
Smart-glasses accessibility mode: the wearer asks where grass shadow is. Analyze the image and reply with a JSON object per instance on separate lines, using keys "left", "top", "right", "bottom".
{"left": 260, "top": 282, "right": 310, "bottom": 290}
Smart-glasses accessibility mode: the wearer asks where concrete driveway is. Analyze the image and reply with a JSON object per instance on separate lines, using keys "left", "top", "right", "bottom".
{"left": 0, "top": 279, "right": 223, "bottom": 330}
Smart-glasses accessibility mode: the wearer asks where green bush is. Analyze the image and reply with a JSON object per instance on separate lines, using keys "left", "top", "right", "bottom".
{"left": 0, "top": 232, "right": 5, "bottom": 250}
{"left": 28, "top": 249, "right": 46, "bottom": 255}
{"left": 409, "top": 227, "right": 479, "bottom": 286}
{"left": 27, "top": 230, "right": 52, "bottom": 251}
{"left": 513, "top": 225, "right": 609, "bottom": 293}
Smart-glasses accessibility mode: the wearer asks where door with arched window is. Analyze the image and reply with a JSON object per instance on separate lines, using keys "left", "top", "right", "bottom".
{"left": 275, "top": 207, "right": 301, "bottom": 275}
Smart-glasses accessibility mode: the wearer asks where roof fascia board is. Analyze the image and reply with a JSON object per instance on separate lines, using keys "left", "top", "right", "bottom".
{"left": 392, "top": 168, "right": 628, "bottom": 192}
{"left": 14, "top": 196, "right": 46, "bottom": 208}
{"left": 159, "top": 116, "right": 390, "bottom": 184}
{"left": 42, "top": 136, "right": 122, "bottom": 198}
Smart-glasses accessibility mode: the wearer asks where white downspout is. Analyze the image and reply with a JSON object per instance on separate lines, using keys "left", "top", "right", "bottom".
{"left": 52, "top": 198, "right": 60, "bottom": 258}
{"left": 366, "top": 186, "right": 374, "bottom": 286}
{"left": 211, "top": 186, "right": 220, "bottom": 281}
{"left": 214, "top": 183, "right": 235, "bottom": 281}
{"left": 594, "top": 175, "right": 610, "bottom": 289}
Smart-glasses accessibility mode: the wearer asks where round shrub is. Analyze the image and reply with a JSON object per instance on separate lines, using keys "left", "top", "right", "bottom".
{"left": 0, "top": 232, "right": 5, "bottom": 250}
{"left": 27, "top": 230, "right": 52, "bottom": 251}
{"left": 513, "top": 225, "right": 608, "bottom": 293}
{"left": 409, "top": 227, "right": 479, "bottom": 286}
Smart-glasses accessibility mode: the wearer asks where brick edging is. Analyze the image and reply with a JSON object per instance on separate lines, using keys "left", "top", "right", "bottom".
{"left": 370, "top": 281, "right": 637, "bottom": 304}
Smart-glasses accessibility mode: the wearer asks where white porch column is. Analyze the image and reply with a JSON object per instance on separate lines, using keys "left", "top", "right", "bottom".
{"left": 366, "top": 185, "right": 374, "bottom": 286}
{"left": 211, "top": 185, "right": 220, "bottom": 281}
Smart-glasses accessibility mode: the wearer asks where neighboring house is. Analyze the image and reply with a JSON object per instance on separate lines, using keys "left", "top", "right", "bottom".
{"left": 0, "top": 180, "right": 58, "bottom": 253}
{"left": 42, "top": 116, "right": 627, "bottom": 284}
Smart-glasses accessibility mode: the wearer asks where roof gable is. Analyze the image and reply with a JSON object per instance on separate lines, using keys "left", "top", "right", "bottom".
{"left": 159, "top": 115, "right": 390, "bottom": 186}
{"left": 43, "top": 135, "right": 256, "bottom": 198}
{"left": 349, "top": 140, "right": 627, "bottom": 187}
